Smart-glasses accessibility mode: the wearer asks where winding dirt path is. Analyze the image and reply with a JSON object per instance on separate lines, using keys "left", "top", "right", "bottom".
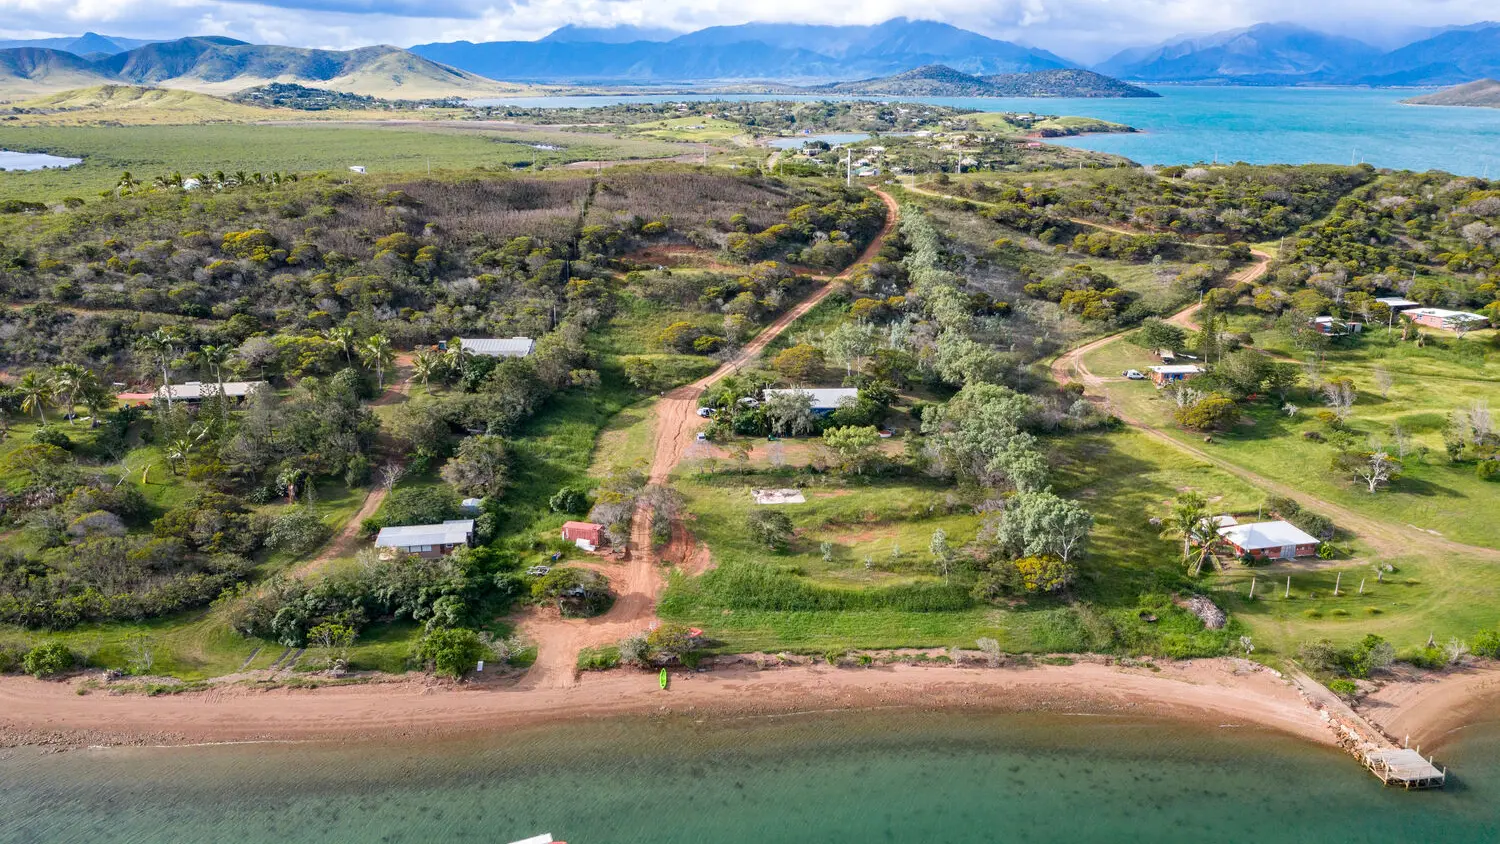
{"left": 517, "top": 190, "right": 902, "bottom": 688}
{"left": 297, "top": 353, "right": 416, "bottom": 575}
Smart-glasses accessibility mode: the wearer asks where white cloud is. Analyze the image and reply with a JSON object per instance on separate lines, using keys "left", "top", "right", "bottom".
{"left": 0, "top": 0, "right": 1496, "bottom": 61}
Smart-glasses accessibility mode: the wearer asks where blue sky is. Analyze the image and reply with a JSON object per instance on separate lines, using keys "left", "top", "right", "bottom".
{"left": 0, "top": 0, "right": 1494, "bottom": 61}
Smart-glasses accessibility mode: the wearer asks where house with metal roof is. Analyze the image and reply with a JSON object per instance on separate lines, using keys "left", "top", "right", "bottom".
{"left": 1217, "top": 520, "right": 1321, "bottom": 560}
{"left": 1407, "top": 308, "right": 1488, "bottom": 332}
{"left": 154, "top": 380, "right": 268, "bottom": 404}
{"left": 374, "top": 519, "right": 475, "bottom": 559}
{"left": 459, "top": 337, "right": 535, "bottom": 358}
{"left": 1374, "top": 297, "right": 1420, "bottom": 311}
{"left": 762, "top": 387, "right": 859, "bottom": 414}
{"left": 1147, "top": 365, "right": 1204, "bottom": 387}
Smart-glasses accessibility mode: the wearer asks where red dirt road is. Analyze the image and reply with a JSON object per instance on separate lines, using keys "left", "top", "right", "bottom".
{"left": 518, "top": 189, "right": 902, "bottom": 687}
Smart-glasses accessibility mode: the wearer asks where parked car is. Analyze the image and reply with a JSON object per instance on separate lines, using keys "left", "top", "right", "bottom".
{"left": 1123, "top": 369, "right": 1147, "bottom": 380}
{"left": 526, "top": 566, "right": 551, "bottom": 577}
{"left": 695, "top": 432, "right": 708, "bottom": 442}
{"left": 696, "top": 406, "right": 714, "bottom": 418}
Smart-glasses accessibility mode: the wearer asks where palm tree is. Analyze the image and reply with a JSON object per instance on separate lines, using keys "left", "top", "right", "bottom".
{"left": 80, "top": 382, "right": 114, "bottom": 428}
{"left": 115, "top": 171, "right": 140, "bottom": 196}
{"left": 17, "top": 372, "right": 55, "bottom": 424}
{"left": 443, "top": 337, "right": 469, "bottom": 373}
{"left": 358, "top": 334, "right": 395, "bottom": 391}
{"left": 1158, "top": 492, "right": 1218, "bottom": 575}
{"left": 410, "top": 349, "right": 442, "bottom": 389}
{"left": 136, "top": 328, "right": 180, "bottom": 408}
{"left": 50, "top": 363, "right": 91, "bottom": 423}
{"left": 197, "top": 344, "right": 233, "bottom": 425}
{"left": 324, "top": 326, "right": 356, "bottom": 365}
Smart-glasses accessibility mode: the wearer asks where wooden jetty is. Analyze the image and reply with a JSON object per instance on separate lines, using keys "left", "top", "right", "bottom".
{"left": 1288, "top": 666, "right": 1447, "bottom": 790}
{"left": 1363, "top": 748, "right": 1447, "bottom": 790}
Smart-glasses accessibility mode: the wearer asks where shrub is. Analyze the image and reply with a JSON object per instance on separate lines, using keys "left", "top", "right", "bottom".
{"left": 746, "top": 509, "right": 794, "bottom": 552}
{"left": 549, "top": 486, "right": 589, "bottom": 514}
{"left": 1327, "top": 678, "right": 1358, "bottom": 697}
{"left": 416, "top": 628, "right": 489, "bottom": 679}
{"left": 1472, "top": 629, "right": 1500, "bottom": 659}
{"left": 1173, "top": 393, "right": 1239, "bottom": 430}
{"left": 577, "top": 645, "right": 621, "bottom": 671}
{"left": 1478, "top": 460, "right": 1500, "bottom": 482}
{"left": 378, "top": 486, "right": 459, "bottom": 528}
{"left": 532, "top": 567, "right": 612, "bottom": 617}
{"left": 265, "top": 506, "right": 330, "bottom": 556}
{"left": 22, "top": 642, "right": 75, "bottom": 678}
{"left": 32, "top": 427, "right": 73, "bottom": 450}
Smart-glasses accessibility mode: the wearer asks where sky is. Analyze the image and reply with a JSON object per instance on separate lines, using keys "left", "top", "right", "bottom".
{"left": 0, "top": 0, "right": 1496, "bottom": 62}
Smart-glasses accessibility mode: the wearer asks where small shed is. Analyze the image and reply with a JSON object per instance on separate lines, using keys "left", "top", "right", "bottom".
{"left": 1309, "top": 316, "right": 1362, "bottom": 336}
{"left": 1147, "top": 365, "right": 1204, "bottom": 387}
{"left": 1217, "top": 520, "right": 1321, "bottom": 560}
{"left": 1374, "top": 297, "right": 1420, "bottom": 311}
{"left": 460, "top": 337, "right": 536, "bottom": 358}
{"left": 562, "top": 521, "right": 605, "bottom": 550}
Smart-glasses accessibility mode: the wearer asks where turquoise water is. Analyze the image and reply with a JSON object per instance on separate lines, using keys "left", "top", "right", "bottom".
{"left": 474, "top": 87, "right": 1500, "bottom": 176}
{"left": 4, "top": 710, "right": 1499, "bottom": 843}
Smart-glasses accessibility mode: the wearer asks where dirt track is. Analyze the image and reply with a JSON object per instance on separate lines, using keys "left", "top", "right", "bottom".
{"left": 518, "top": 189, "right": 902, "bottom": 687}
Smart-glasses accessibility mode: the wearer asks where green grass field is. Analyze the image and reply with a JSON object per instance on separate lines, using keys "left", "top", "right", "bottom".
{"left": 0, "top": 123, "right": 685, "bottom": 201}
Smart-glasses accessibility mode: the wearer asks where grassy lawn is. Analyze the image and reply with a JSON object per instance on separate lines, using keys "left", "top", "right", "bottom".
{"left": 588, "top": 398, "right": 657, "bottom": 477}
{"left": 630, "top": 116, "right": 747, "bottom": 143}
{"left": 1084, "top": 335, "right": 1500, "bottom": 550}
{"left": 0, "top": 123, "right": 686, "bottom": 201}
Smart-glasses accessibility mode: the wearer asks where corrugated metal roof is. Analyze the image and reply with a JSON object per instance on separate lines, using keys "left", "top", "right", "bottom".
{"left": 375, "top": 519, "right": 475, "bottom": 548}
{"left": 1217, "top": 520, "right": 1320, "bottom": 550}
{"left": 1148, "top": 365, "right": 1204, "bottom": 375}
{"left": 156, "top": 381, "right": 267, "bottom": 401}
{"left": 763, "top": 388, "right": 859, "bottom": 410}
{"left": 459, "top": 337, "right": 535, "bottom": 357}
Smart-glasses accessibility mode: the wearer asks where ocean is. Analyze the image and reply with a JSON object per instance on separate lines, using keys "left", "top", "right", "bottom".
{"left": 473, "top": 86, "right": 1500, "bottom": 177}
{"left": 4, "top": 709, "right": 1498, "bottom": 844}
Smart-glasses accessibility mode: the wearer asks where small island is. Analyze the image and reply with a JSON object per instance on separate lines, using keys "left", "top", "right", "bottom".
{"left": 809, "top": 64, "right": 1160, "bottom": 98}
{"left": 1402, "top": 78, "right": 1500, "bottom": 108}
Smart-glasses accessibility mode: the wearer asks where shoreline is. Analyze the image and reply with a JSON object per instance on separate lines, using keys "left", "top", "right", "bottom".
{"left": 0, "top": 657, "right": 1335, "bottom": 751}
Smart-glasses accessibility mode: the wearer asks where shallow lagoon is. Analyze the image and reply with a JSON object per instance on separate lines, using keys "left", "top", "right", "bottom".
{"left": 0, "top": 150, "right": 82, "bottom": 171}
{"left": 3, "top": 709, "right": 1498, "bottom": 844}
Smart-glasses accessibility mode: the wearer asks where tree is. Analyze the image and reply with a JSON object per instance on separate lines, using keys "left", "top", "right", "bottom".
{"left": 929, "top": 527, "right": 953, "bottom": 580}
{"left": 1351, "top": 451, "right": 1401, "bottom": 494}
{"left": 1012, "top": 554, "right": 1077, "bottom": 593}
{"left": 1136, "top": 317, "right": 1186, "bottom": 353}
{"left": 921, "top": 383, "right": 1045, "bottom": 492}
{"left": 622, "top": 357, "right": 662, "bottom": 392}
{"left": 440, "top": 435, "right": 510, "bottom": 498}
{"left": 747, "top": 509, "right": 794, "bottom": 552}
{"left": 124, "top": 633, "right": 155, "bottom": 674}
{"left": 1263, "top": 362, "right": 1301, "bottom": 402}
{"left": 307, "top": 622, "right": 357, "bottom": 671}
{"left": 1216, "top": 349, "right": 1269, "bottom": 397}
{"left": 17, "top": 371, "right": 55, "bottom": 423}
{"left": 533, "top": 567, "right": 612, "bottom": 617}
{"left": 550, "top": 486, "right": 589, "bottom": 514}
{"left": 410, "top": 350, "right": 443, "bottom": 389}
{"left": 1372, "top": 366, "right": 1393, "bottom": 399}
{"left": 265, "top": 506, "right": 331, "bottom": 555}
{"left": 822, "top": 425, "right": 880, "bottom": 474}
{"left": 993, "top": 491, "right": 1094, "bottom": 564}
{"left": 50, "top": 363, "right": 94, "bottom": 424}
{"left": 1158, "top": 491, "right": 1217, "bottom": 574}
{"left": 418, "top": 628, "right": 489, "bottom": 679}
{"left": 773, "top": 343, "right": 825, "bottom": 383}
{"left": 1322, "top": 377, "right": 1356, "bottom": 422}
{"left": 197, "top": 344, "right": 233, "bottom": 425}
{"left": 359, "top": 334, "right": 396, "bottom": 391}
{"left": 824, "top": 322, "right": 875, "bottom": 377}
{"left": 324, "top": 326, "right": 356, "bottom": 364}
{"left": 763, "top": 389, "right": 818, "bottom": 437}
{"left": 136, "top": 328, "right": 180, "bottom": 408}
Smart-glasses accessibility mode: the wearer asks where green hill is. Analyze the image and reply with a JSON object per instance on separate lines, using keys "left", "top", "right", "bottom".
{"left": 813, "top": 64, "right": 1158, "bottom": 98}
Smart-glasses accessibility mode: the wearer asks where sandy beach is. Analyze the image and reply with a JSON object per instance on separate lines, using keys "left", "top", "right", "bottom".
{"left": 1, "top": 657, "right": 1337, "bottom": 750}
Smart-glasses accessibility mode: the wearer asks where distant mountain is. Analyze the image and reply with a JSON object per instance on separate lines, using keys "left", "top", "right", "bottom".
{"left": 0, "top": 48, "right": 118, "bottom": 99}
{"left": 1096, "top": 23, "right": 1382, "bottom": 82}
{"left": 810, "top": 65, "right": 1155, "bottom": 98}
{"left": 0, "top": 32, "right": 155, "bottom": 56}
{"left": 1352, "top": 25, "right": 1500, "bottom": 85}
{"left": 0, "top": 37, "right": 519, "bottom": 100}
{"left": 412, "top": 17, "right": 1073, "bottom": 83}
{"left": 1402, "top": 78, "right": 1500, "bottom": 107}
{"left": 539, "top": 24, "right": 678, "bottom": 43}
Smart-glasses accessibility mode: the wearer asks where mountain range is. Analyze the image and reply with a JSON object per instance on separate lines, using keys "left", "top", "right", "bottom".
{"left": 0, "top": 36, "right": 519, "bottom": 100}
{"left": 410, "top": 18, "right": 1072, "bottom": 82}
{"left": 1097, "top": 22, "right": 1500, "bottom": 85}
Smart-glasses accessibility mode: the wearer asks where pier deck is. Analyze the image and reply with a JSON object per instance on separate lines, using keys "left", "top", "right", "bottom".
{"left": 1363, "top": 749, "right": 1447, "bottom": 790}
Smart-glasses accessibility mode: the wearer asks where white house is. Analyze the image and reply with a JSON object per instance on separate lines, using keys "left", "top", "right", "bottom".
{"left": 763, "top": 387, "right": 859, "bottom": 414}
{"left": 374, "top": 520, "right": 475, "bottom": 559}
{"left": 1216, "top": 520, "right": 1321, "bottom": 560}
{"left": 1407, "top": 308, "right": 1488, "bottom": 331}
{"left": 459, "top": 337, "right": 535, "bottom": 358}
{"left": 155, "top": 380, "right": 267, "bottom": 404}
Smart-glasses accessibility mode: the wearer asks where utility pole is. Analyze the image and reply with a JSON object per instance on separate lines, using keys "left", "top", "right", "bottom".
{"left": 845, "top": 147, "right": 852, "bottom": 187}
